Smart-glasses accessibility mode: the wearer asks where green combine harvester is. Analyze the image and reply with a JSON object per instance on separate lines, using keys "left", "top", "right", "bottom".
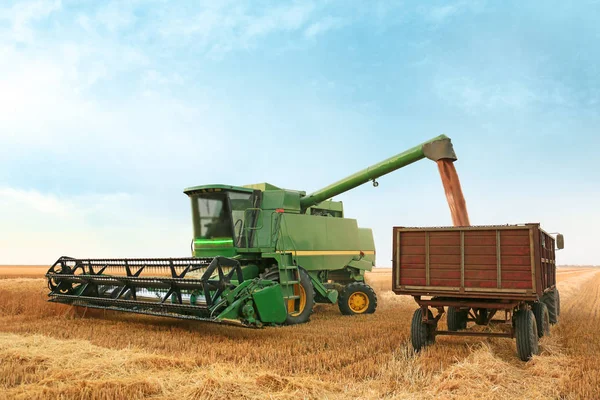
{"left": 46, "top": 135, "right": 457, "bottom": 327}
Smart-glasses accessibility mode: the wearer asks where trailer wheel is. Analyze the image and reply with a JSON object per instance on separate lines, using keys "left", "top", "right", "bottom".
{"left": 411, "top": 308, "right": 436, "bottom": 352}
{"left": 474, "top": 308, "right": 488, "bottom": 325}
{"left": 542, "top": 289, "right": 558, "bottom": 325}
{"left": 447, "top": 307, "right": 468, "bottom": 331}
{"left": 531, "top": 302, "right": 550, "bottom": 338}
{"left": 514, "top": 309, "right": 539, "bottom": 361}
{"left": 338, "top": 282, "right": 377, "bottom": 315}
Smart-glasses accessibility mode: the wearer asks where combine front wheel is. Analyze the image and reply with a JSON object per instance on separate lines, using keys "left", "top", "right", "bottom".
{"left": 338, "top": 282, "right": 377, "bottom": 315}
{"left": 284, "top": 269, "right": 315, "bottom": 325}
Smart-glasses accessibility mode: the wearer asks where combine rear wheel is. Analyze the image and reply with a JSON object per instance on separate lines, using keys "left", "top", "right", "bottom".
{"left": 411, "top": 308, "right": 436, "bottom": 352}
{"left": 514, "top": 309, "right": 539, "bottom": 361}
{"left": 532, "top": 302, "right": 550, "bottom": 338}
{"left": 447, "top": 307, "right": 468, "bottom": 331}
{"left": 338, "top": 282, "right": 377, "bottom": 315}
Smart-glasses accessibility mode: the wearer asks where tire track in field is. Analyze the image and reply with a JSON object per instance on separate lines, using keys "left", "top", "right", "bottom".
{"left": 557, "top": 269, "right": 599, "bottom": 315}
{"left": 553, "top": 268, "right": 600, "bottom": 399}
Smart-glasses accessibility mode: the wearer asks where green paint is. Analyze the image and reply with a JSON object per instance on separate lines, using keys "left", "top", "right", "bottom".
{"left": 299, "top": 134, "right": 455, "bottom": 209}
{"left": 194, "top": 239, "right": 234, "bottom": 245}
{"left": 252, "top": 284, "right": 287, "bottom": 324}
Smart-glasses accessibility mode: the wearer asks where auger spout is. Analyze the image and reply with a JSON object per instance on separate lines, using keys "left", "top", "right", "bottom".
{"left": 299, "top": 134, "right": 457, "bottom": 210}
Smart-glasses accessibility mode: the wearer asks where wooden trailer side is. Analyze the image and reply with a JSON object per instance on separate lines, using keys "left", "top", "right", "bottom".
{"left": 392, "top": 225, "right": 547, "bottom": 300}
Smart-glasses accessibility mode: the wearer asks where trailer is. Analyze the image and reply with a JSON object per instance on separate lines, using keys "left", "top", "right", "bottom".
{"left": 392, "top": 224, "right": 564, "bottom": 361}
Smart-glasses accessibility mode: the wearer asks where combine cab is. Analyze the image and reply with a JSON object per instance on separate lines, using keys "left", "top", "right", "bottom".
{"left": 46, "top": 134, "right": 458, "bottom": 327}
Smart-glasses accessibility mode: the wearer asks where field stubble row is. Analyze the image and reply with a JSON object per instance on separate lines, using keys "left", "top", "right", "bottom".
{"left": 0, "top": 267, "right": 598, "bottom": 399}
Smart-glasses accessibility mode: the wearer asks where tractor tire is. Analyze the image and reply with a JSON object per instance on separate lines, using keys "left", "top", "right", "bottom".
{"left": 447, "top": 307, "right": 468, "bottom": 331}
{"left": 283, "top": 268, "right": 315, "bottom": 325}
{"left": 474, "top": 308, "right": 488, "bottom": 325}
{"left": 338, "top": 282, "right": 378, "bottom": 315}
{"left": 531, "top": 302, "right": 550, "bottom": 338}
{"left": 556, "top": 289, "right": 561, "bottom": 317}
{"left": 542, "top": 289, "right": 558, "bottom": 325}
{"left": 514, "top": 309, "right": 539, "bottom": 361}
{"left": 411, "top": 308, "right": 436, "bottom": 352}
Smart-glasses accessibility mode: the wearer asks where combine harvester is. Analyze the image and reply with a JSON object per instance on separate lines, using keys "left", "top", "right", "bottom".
{"left": 46, "top": 135, "right": 457, "bottom": 327}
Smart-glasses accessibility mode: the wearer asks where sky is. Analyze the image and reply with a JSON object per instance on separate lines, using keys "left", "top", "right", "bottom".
{"left": 1, "top": 0, "right": 599, "bottom": 266}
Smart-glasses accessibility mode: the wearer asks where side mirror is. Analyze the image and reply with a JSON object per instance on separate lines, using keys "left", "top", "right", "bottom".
{"left": 556, "top": 234, "right": 564, "bottom": 250}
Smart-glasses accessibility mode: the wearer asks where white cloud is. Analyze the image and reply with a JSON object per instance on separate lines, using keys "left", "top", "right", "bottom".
{"left": 422, "top": 1, "right": 486, "bottom": 24}
{"left": 427, "top": 4, "right": 462, "bottom": 23}
{"left": 245, "top": 3, "right": 315, "bottom": 38}
{"left": 0, "top": 187, "right": 190, "bottom": 264}
{"left": 304, "top": 16, "right": 345, "bottom": 38}
{"left": 95, "top": 1, "right": 137, "bottom": 33}
{"left": 155, "top": 2, "right": 333, "bottom": 56}
{"left": 433, "top": 77, "right": 542, "bottom": 113}
{"left": 1, "top": 0, "right": 62, "bottom": 43}
{"left": 0, "top": 187, "right": 73, "bottom": 217}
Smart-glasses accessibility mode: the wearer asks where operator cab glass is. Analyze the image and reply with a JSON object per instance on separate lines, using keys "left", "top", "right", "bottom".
{"left": 190, "top": 190, "right": 255, "bottom": 247}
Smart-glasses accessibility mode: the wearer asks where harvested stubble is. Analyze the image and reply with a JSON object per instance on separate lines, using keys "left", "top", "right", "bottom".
{"left": 0, "top": 267, "right": 599, "bottom": 399}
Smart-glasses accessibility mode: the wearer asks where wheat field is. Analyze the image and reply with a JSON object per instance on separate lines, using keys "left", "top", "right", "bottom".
{"left": 0, "top": 266, "right": 599, "bottom": 399}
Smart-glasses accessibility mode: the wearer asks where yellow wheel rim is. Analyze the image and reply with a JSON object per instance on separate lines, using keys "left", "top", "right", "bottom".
{"left": 288, "top": 283, "right": 307, "bottom": 316}
{"left": 348, "top": 292, "right": 369, "bottom": 314}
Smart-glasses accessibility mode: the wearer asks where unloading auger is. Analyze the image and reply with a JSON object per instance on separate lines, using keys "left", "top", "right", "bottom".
{"left": 46, "top": 134, "right": 458, "bottom": 327}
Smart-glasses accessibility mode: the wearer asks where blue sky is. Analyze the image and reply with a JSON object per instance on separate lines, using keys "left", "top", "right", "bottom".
{"left": 1, "top": 0, "right": 599, "bottom": 265}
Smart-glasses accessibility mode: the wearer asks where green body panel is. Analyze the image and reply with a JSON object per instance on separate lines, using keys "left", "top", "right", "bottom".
{"left": 261, "top": 190, "right": 302, "bottom": 212}
{"left": 252, "top": 284, "right": 288, "bottom": 324}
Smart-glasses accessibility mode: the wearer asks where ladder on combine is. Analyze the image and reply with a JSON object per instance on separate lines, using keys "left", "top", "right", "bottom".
{"left": 271, "top": 211, "right": 303, "bottom": 314}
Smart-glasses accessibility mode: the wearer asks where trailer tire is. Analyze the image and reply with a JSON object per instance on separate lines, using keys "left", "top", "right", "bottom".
{"left": 447, "top": 307, "right": 468, "bottom": 331}
{"left": 514, "top": 309, "right": 539, "bottom": 361}
{"left": 531, "top": 302, "right": 550, "bottom": 338}
{"left": 411, "top": 308, "right": 436, "bottom": 352}
{"left": 338, "top": 282, "right": 377, "bottom": 315}
{"left": 542, "top": 289, "right": 558, "bottom": 325}
{"left": 474, "top": 308, "right": 488, "bottom": 325}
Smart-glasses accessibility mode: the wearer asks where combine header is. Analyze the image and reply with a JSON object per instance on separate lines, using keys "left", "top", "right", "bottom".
{"left": 46, "top": 135, "right": 458, "bottom": 327}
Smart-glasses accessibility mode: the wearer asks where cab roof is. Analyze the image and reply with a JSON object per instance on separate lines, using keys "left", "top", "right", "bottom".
{"left": 183, "top": 184, "right": 254, "bottom": 196}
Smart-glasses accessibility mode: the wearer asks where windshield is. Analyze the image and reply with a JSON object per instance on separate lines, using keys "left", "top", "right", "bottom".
{"left": 191, "top": 191, "right": 254, "bottom": 244}
{"left": 194, "top": 194, "right": 232, "bottom": 240}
